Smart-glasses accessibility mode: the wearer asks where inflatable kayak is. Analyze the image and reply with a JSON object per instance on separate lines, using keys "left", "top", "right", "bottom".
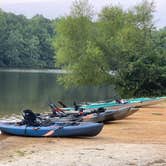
{"left": 0, "top": 121, "right": 103, "bottom": 137}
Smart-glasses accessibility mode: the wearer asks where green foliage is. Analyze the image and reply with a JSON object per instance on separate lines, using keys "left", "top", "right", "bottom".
{"left": 97, "top": 5, "right": 130, "bottom": 70}
{"left": 114, "top": 1, "right": 166, "bottom": 97}
{"left": 54, "top": 0, "right": 166, "bottom": 97}
{"left": 55, "top": 16, "right": 93, "bottom": 67}
{"left": 58, "top": 41, "right": 110, "bottom": 87}
{"left": 55, "top": 0, "right": 111, "bottom": 87}
{"left": 0, "top": 11, "right": 55, "bottom": 68}
{"left": 116, "top": 54, "right": 166, "bottom": 97}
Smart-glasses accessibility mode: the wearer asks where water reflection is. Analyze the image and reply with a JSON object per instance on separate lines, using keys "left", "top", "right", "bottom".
{"left": 0, "top": 70, "right": 117, "bottom": 116}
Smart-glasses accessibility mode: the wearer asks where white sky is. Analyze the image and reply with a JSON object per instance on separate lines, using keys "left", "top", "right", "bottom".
{"left": 1, "top": 0, "right": 57, "bottom": 4}
{"left": 0, "top": 0, "right": 165, "bottom": 28}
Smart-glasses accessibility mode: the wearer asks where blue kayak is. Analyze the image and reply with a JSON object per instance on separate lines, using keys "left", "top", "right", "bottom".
{"left": 0, "top": 122, "right": 103, "bottom": 137}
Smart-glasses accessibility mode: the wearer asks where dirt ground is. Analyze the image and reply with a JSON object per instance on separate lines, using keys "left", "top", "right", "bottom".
{"left": 0, "top": 101, "right": 166, "bottom": 166}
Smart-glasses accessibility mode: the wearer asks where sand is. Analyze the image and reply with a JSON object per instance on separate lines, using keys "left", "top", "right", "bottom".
{"left": 0, "top": 101, "right": 166, "bottom": 166}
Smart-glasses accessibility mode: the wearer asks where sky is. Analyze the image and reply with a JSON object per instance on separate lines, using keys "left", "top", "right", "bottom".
{"left": 0, "top": 0, "right": 165, "bottom": 28}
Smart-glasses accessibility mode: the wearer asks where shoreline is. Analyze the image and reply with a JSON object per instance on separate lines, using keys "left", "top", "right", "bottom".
{"left": 0, "top": 101, "right": 166, "bottom": 165}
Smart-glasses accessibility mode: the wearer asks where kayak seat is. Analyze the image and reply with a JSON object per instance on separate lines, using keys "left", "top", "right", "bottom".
{"left": 91, "top": 107, "right": 106, "bottom": 114}
{"left": 97, "top": 107, "right": 106, "bottom": 112}
{"left": 22, "top": 109, "right": 40, "bottom": 126}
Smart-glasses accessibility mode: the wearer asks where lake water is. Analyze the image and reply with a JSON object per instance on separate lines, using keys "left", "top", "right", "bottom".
{"left": 0, "top": 69, "right": 117, "bottom": 117}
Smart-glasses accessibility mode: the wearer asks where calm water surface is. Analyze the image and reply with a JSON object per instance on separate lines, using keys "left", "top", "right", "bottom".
{"left": 0, "top": 69, "right": 117, "bottom": 118}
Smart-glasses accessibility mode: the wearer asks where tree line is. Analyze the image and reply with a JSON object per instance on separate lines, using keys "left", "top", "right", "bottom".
{"left": 0, "top": 10, "right": 55, "bottom": 68}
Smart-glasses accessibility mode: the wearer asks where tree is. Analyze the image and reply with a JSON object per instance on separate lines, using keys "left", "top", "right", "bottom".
{"left": 55, "top": 1, "right": 133, "bottom": 87}
{"left": 97, "top": 5, "right": 129, "bottom": 70}
{"left": 70, "top": 0, "right": 94, "bottom": 19}
{"left": 114, "top": 0, "right": 166, "bottom": 97}
{"left": 55, "top": 0, "right": 110, "bottom": 87}
{"left": 29, "top": 15, "right": 55, "bottom": 68}
{"left": 0, "top": 10, "right": 7, "bottom": 66}
{"left": 4, "top": 30, "right": 23, "bottom": 66}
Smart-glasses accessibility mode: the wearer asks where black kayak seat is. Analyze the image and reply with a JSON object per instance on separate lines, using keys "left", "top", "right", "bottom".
{"left": 22, "top": 109, "right": 40, "bottom": 126}
{"left": 73, "top": 101, "right": 80, "bottom": 111}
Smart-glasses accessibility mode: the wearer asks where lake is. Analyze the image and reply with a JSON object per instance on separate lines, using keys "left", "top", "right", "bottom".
{"left": 0, "top": 69, "right": 117, "bottom": 117}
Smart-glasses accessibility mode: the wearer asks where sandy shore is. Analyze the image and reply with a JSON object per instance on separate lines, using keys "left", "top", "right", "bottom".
{"left": 0, "top": 101, "right": 166, "bottom": 166}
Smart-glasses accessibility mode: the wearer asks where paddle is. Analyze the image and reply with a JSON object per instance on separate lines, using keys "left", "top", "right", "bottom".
{"left": 48, "top": 103, "right": 87, "bottom": 122}
{"left": 48, "top": 103, "right": 66, "bottom": 116}
{"left": 58, "top": 101, "right": 67, "bottom": 108}
{"left": 58, "top": 100, "right": 81, "bottom": 111}
{"left": 43, "top": 121, "right": 81, "bottom": 137}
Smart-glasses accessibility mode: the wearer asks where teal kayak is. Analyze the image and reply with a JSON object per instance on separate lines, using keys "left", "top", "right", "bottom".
{"left": 63, "top": 96, "right": 166, "bottom": 111}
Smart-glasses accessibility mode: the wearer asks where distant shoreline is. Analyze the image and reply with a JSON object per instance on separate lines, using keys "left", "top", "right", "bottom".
{"left": 0, "top": 68, "right": 114, "bottom": 75}
{"left": 0, "top": 68, "right": 67, "bottom": 74}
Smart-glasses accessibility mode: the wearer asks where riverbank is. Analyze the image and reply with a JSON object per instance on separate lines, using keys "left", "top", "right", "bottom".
{"left": 0, "top": 101, "right": 166, "bottom": 166}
